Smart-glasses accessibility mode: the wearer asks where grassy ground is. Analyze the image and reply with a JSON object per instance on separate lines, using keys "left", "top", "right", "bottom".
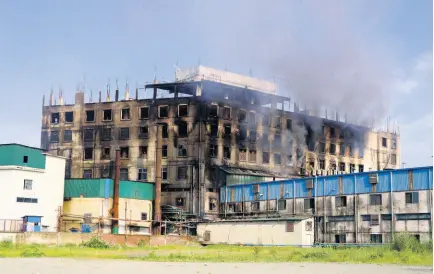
{"left": 0, "top": 234, "right": 431, "bottom": 266}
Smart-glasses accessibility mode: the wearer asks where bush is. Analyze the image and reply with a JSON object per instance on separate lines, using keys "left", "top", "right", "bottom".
{"left": 80, "top": 237, "right": 110, "bottom": 249}
{"left": 0, "top": 240, "right": 13, "bottom": 249}
{"left": 137, "top": 239, "right": 148, "bottom": 248}
{"left": 391, "top": 233, "right": 429, "bottom": 253}
{"left": 20, "top": 246, "right": 44, "bottom": 257}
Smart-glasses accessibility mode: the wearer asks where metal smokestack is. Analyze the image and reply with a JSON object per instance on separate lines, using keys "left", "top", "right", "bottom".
{"left": 154, "top": 124, "right": 163, "bottom": 235}
{"left": 111, "top": 149, "right": 120, "bottom": 233}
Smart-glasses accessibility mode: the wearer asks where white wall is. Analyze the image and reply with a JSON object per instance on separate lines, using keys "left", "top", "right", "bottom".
{"left": 0, "top": 155, "right": 65, "bottom": 232}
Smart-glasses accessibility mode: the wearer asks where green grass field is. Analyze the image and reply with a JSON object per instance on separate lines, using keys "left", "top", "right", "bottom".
{"left": 0, "top": 234, "right": 431, "bottom": 266}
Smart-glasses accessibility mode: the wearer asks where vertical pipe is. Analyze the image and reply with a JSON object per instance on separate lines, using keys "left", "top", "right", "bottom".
{"left": 390, "top": 171, "right": 394, "bottom": 241}
{"left": 314, "top": 176, "right": 317, "bottom": 215}
{"left": 428, "top": 169, "right": 432, "bottom": 239}
{"left": 293, "top": 180, "right": 296, "bottom": 215}
{"left": 155, "top": 125, "right": 162, "bottom": 235}
{"left": 354, "top": 174, "right": 358, "bottom": 243}
{"left": 124, "top": 201, "right": 127, "bottom": 234}
{"left": 323, "top": 178, "right": 326, "bottom": 242}
{"left": 112, "top": 149, "right": 120, "bottom": 233}
{"left": 224, "top": 187, "right": 227, "bottom": 218}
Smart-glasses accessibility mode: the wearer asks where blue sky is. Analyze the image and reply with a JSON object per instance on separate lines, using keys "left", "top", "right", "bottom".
{"left": 0, "top": 0, "right": 432, "bottom": 167}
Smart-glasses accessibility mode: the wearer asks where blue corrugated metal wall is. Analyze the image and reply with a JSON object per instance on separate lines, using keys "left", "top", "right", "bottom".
{"left": 220, "top": 166, "right": 433, "bottom": 202}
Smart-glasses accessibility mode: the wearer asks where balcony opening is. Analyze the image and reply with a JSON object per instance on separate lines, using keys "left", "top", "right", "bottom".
{"left": 139, "top": 146, "right": 148, "bottom": 158}
{"left": 121, "top": 108, "right": 130, "bottom": 120}
{"left": 120, "top": 147, "right": 129, "bottom": 159}
{"left": 85, "top": 110, "right": 94, "bottom": 122}
{"left": 51, "top": 112, "right": 60, "bottom": 124}
{"left": 101, "top": 147, "right": 110, "bottom": 160}
{"left": 103, "top": 109, "right": 112, "bottom": 121}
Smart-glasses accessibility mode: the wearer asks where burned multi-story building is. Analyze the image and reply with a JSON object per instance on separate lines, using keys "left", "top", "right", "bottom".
{"left": 41, "top": 66, "right": 401, "bottom": 220}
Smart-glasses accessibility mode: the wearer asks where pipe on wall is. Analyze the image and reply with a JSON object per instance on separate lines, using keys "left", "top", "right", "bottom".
{"left": 390, "top": 171, "right": 394, "bottom": 241}
{"left": 354, "top": 174, "right": 358, "bottom": 243}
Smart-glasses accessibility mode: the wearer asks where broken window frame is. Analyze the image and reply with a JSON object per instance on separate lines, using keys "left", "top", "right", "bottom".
{"left": 286, "top": 155, "right": 293, "bottom": 167}
{"left": 330, "top": 143, "right": 336, "bottom": 154}
{"left": 286, "top": 119, "right": 292, "bottom": 130}
{"left": 339, "top": 143, "right": 346, "bottom": 156}
{"left": 335, "top": 196, "right": 347, "bottom": 207}
{"left": 120, "top": 108, "right": 131, "bottom": 121}
{"left": 209, "top": 198, "right": 217, "bottom": 211}
{"left": 358, "top": 164, "right": 364, "bottom": 172}
{"left": 177, "top": 166, "right": 188, "bottom": 180}
{"left": 209, "top": 124, "right": 219, "bottom": 137}
{"left": 176, "top": 197, "right": 185, "bottom": 207}
{"left": 382, "top": 137, "right": 387, "bottom": 147}
{"left": 85, "top": 110, "right": 95, "bottom": 122}
{"left": 238, "top": 127, "right": 247, "bottom": 141}
{"left": 120, "top": 147, "right": 129, "bottom": 159}
{"left": 349, "top": 164, "right": 355, "bottom": 173}
{"left": 274, "top": 116, "right": 281, "bottom": 129}
{"left": 177, "top": 144, "right": 188, "bottom": 158}
{"left": 391, "top": 154, "right": 397, "bottom": 165}
{"left": 138, "top": 168, "right": 147, "bottom": 181}
{"left": 339, "top": 162, "right": 346, "bottom": 172}
{"left": 162, "top": 123, "right": 169, "bottom": 139}
{"left": 405, "top": 192, "right": 419, "bottom": 204}
{"left": 224, "top": 124, "right": 231, "bottom": 138}
{"left": 100, "top": 128, "right": 112, "bottom": 141}
{"left": 369, "top": 194, "right": 382, "bottom": 206}
{"left": 64, "top": 111, "right": 74, "bottom": 123}
{"left": 248, "top": 112, "right": 256, "bottom": 124}
{"left": 209, "top": 104, "right": 219, "bottom": 118}
{"left": 249, "top": 150, "right": 257, "bottom": 163}
{"left": 239, "top": 149, "right": 247, "bottom": 162}
{"left": 249, "top": 131, "right": 257, "bottom": 143}
{"left": 83, "top": 169, "right": 93, "bottom": 179}
{"left": 162, "top": 167, "right": 168, "bottom": 181}
{"left": 209, "top": 144, "right": 217, "bottom": 158}
{"left": 83, "top": 128, "right": 94, "bottom": 142}
{"left": 139, "top": 146, "right": 148, "bottom": 158}
{"left": 137, "top": 106, "right": 149, "bottom": 120}
{"left": 319, "top": 142, "right": 325, "bottom": 153}
{"left": 51, "top": 113, "right": 60, "bottom": 124}
{"left": 102, "top": 109, "right": 112, "bottom": 121}
{"left": 178, "top": 104, "right": 188, "bottom": 117}
{"left": 162, "top": 145, "right": 168, "bottom": 158}
{"left": 262, "top": 151, "right": 270, "bottom": 164}
{"left": 119, "top": 127, "right": 130, "bottom": 140}
{"left": 330, "top": 127, "right": 336, "bottom": 138}
{"left": 139, "top": 126, "right": 149, "bottom": 139}
{"left": 120, "top": 168, "right": 129, "bottom": 180}
{"left": 304, "top": 198, "right": 315, "bottom": 210}
{"left": 63, "top": 130, "right": 72, "bottom": 142}
{"left": 222, "top": 106, "right": 231, "bottom": 120}
{"left": 319, "top": 159, "right": 325, "bottom": 169}
{"left": 178, "top": 121, "right": 188, "bottom": 138}
{"left": 50, "top": 131, "right": 59, "bottom": 143}
{"left": 238, "top": 109, "right": 247, "bottom": 123}
{"left": 223, "top": 146, "right": 231, "bottom": 159}
{"left": 158, "top": 105, "right": 169, "bottom": 118}
{"left": 262, "top": 114, "right": 270, "bottom": 127}
{"left": 101, "top": 147, "right": 111, "bottom": 160}
{"left": 274, "top": 153, "right": 281, "bottom": 165}
{"left": 83, "top": 148, "right": 93, "bottom": 160}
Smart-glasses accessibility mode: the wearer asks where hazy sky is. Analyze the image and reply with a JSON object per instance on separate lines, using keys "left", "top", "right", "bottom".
{"left": 0, "top": 0, "right": 432, "bottom": 167}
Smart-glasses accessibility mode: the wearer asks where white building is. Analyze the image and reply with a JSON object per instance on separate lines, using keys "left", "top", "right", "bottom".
{"left": 0, "top": 144, "right": 66, "bottom": 232}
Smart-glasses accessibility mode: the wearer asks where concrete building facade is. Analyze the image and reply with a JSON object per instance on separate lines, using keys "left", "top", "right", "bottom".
{"left": 220, "top": 166, "right": 433, "bottom": 243}
{"left": 62, "top": 178, "right": 154, "bottom": 235}
{"left": 40, "top": 66, "right": 400, "bottom": 219}
{"left": 0, "top": 144, "right": 66, "bottom": 232}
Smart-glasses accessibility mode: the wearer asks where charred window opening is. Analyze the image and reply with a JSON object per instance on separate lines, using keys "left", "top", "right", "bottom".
{"left": 238, "top": 109, "right": 247, "bottom": 123}
{"left": 177, "top": 144, "right": 188, "bottom": 157}
{"left": 309, "top": 160, "right": 315, "bottom": 170}
{"left": 359, "top": 164, "right": 364, "bottom": 172}
{"left": 330, "top": 127, "right": 336, "bottom": 138}
{"left": 210, "top": 124, "right": 218, "bottom": 137}
{"left": 250, "top": 131, "right": 257, "bottom": 143}
{"left": 304, "top": 198, "right": 314, "bottom": 210}
{"left": 209, "top": 144, "right": 217, "bottom": 157}
{"left": 162, "top": 124, "right": 168, "bottom": 139}
{"left": 238, "top": 127, "right": 247, "bottom": 141}
{"left": 83, "top": 128, "right": 94, "bottom": 142}
{"left": 178, "top": 104, "right": 188, "bottom": 117}
{"left": 162, "top": 145, "right": 168, "bottom": 158}
{"left": 209, "top": 104, "right": 218, "bottom": 117}
{"left": 286, "top": 155, "right": 293, "bottom": 166}
{"left": 335, "top": 235, "right": 346, "bottom": 244}
{"left": 121, "top": 108, "right": 130, "bottom": 120}
{"left": 83, "top": 169, "right": 93, "bottom": 179}
{"left": 85, "top": 110, "right": 94, "bottom": 122}
{"left": 158, "top": 105, "right": 169, "bottom": 118}
{"left": 336, "top": 196, "right": 347, "bottom": 207}
{"left": 275, "top": 116, "right": 281, "bottom": 129}
{"left": 120, "top": 147, "right": 129, "bottom": 159}
{"left": 177, "top": 166, "right": 187, "bottom": 179}
{"left": 330, "top": 143, "right": 336, "bottom": 154}
{"left": 224, "top": 124, "right": 231, "bottom": 137}
{"left": 319, "top": 159, "right": 325, "bottom": 169}
{"left": 262, "top": 133, "right": 269, "bottom": 147}
{"left": 339, "top": 162, "right": 346, "bottom": 172}
{"left": 178, "top": 121, "right": 188, "bottom": 138}
{"left": 391, "top": 154, "right": 397, "bottom": 165}
{"left": 319, "top": 142, "right": 325, "bottom": 153}
{"left": 139, "top": 146, "right": 148, "bottom": 158}
{"left": 119, "top": 127, "right": 130, "bottom": 140}
{"left": 223, "top": 146, "right": 231, "bottom": 159}
{"left": 84, "top": 148, "right": 93, "bottom": 160}
{"left": 103, "top": 109, "right": 112, "bottom": 121}
{"left": 63, "top": 130, "right": 72, "bottom": 142}
{"left": 262, "top": 114, "right": 270, "bottom": 127}
{"left": 286, "top": 119, "right": 292, "bottom": 130}
{"left": 101, "top": 147, "right": 110, "bottom": 160}
{"left": 100, "top": 165, "right": 111, "bottom": 178}
{"left": 274, "top": 153, "right": 281, "bottom": 165}
{"left": 274, "top": 133, "right": 281, "bottom": 147}
{"left": 209, "top": 198, "right": 217, "bottom": 211}
{"left": 101, "top": 128, "right": 112, "bottom": 141}
{"left": 262, "top": 152, "right": 270, "bottom": 164}
{"left": 50, "top": 131, "right": 59, "bottom": 143}
{"left": 306, "top": 128, "right": 315, "bottom": 151}
{"left": 391, "top": 139, "right": 397, "bottom": 149}
{"left": 249, "top": 112, "right": 256, "bottom": 124}
{"left": 239, "top": 149, "right": 247, "bottom": 162}
{"left": 51, "top": 112, "right": 60, "bottom": 124}
{"left": 120, "top": 168, "right": 129, "bottom": 180}
{"left": 139, "top": 126, "right": 149, "bottom": 139}
{"left": 339, "top": 143, "right": 345, "bottom": 156}
{"left": 176, "top": 197, "right": 185, "bottom": 207}
{"left": 223, "top": 106, "right": 231, "bottom": 120}
{"left": 139, "top": 106, "right": 149, "bottom": 119}
{"left": 249, "top": 150, "right": 256, "bottom": 162}
{"left": 349, "top": 164, "right": 355, "bottom": 173}
{"left": 65, "top": 112, "right": 74, "bottom": 123}
{"left": 162, "top": 167, "right": 168, "bottom": 180}
{"left": 138, "top": 168, "right": 147, "bottom": 181}
{"left": 330, "top": 162, "right": 337, "bottom": 171}
{"left": 348, "top": 145, "right": 353, "bottom": 157}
